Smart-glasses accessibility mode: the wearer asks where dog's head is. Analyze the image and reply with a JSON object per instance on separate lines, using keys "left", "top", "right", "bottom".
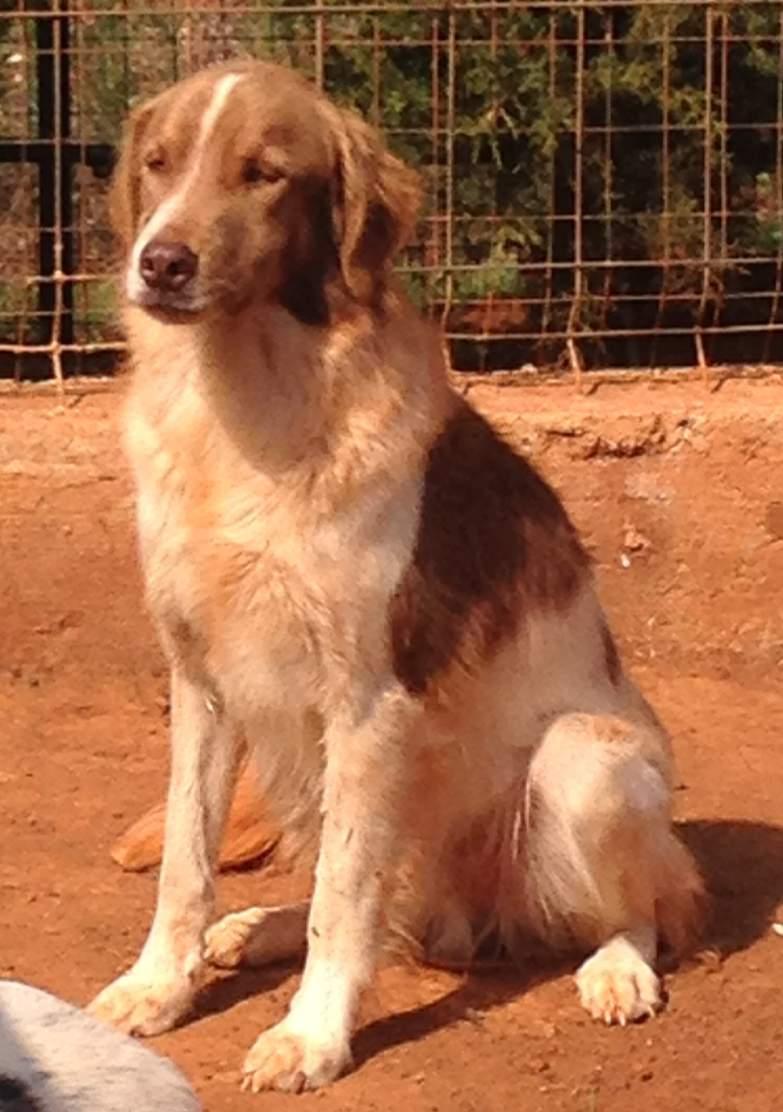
{"left": 111, "top": 60, "right": 421, "bottom": 324}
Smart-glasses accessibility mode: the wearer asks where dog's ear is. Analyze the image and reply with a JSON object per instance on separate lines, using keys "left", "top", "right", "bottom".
{"left": 327, "top": 105, "right": 422, "bottom": 303}
{"left": 109, "top": 99, "right": 155, "bottom": 255}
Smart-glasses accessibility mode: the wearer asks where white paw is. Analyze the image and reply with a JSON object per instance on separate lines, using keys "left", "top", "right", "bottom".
{"left": 205, "top": 905, "right": 306, "bottom": 969}
{"left": 87, "top": 969, "right": 195, "bottom": 1036}
{"left": 204, "top": 911, "right": 257, "bottom": 969}
{"left": 576, "top": 942, "right": 662, "bottom": 1026}
{"left": 242, "top": 1019, "right": 352, "bottom": 1093}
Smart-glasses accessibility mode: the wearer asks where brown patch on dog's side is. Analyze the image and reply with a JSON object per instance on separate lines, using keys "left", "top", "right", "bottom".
{"left": 389, "top": 401, "right": 590, "bottom": 696}
{"left": 601, "top": 620, "right": 622, "bottom": 686}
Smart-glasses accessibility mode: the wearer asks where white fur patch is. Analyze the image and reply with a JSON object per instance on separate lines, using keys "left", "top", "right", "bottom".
{"left": 127, "top": 73, "right": 242, "bottom": 303}
{"left": 576, "top": 927, "right": 661, "bottom": 1025}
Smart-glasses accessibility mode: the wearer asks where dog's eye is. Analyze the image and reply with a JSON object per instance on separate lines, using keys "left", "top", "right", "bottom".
{"left": 144, "top": 150, "right": 167, "bottom": 173}
{"left": 242, "top": 158, "right": 284, "bottom": 186}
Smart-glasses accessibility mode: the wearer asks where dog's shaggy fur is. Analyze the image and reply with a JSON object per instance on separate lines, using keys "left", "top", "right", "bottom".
{"left": 0, "top": 980, "right": 200, "bottom": 1111}
{"left": 88, "top": 60, "right": 704, "bottom": 1093}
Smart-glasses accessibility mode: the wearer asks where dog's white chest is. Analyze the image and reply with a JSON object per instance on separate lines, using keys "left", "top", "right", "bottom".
{"left": 126, "top": 392, "right": 421, "bottom": 718}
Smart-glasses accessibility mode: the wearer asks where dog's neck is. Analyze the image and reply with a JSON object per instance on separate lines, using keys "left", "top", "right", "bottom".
{"left": 126, "top": 296, "right": 452, "bottom": 492}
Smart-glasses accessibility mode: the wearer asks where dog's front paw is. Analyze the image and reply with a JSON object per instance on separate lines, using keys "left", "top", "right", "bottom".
{"left": 576, "top": 943, "right": 662, "bottom": 1026}
{"left": 242, "top": 1019, "right": 352, "bottom": 1093}
{"left": 87, "top": 969, "right": 195, "bottom": 1036}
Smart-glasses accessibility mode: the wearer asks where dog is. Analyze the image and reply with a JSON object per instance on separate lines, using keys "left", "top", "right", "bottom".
{"left": 87, "top": 59, "right": 704, "bottom": 1093}
{"left": 0, "top": 980, "right": 200, "bottom": 1111}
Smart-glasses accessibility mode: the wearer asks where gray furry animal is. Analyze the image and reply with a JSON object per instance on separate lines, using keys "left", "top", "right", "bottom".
{"left": 0, "top": 981, "right": 199, "bottom": 1111}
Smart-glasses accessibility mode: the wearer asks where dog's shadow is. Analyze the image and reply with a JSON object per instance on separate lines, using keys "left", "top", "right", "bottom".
{"left": 192, "top": 818, "right": 783, "bottom": 1062}
{"left": 192, "top": 963, "right": 296, "bottom": 1023}
{"left": 680, "top": 817, "right": 783, "bottom": 955}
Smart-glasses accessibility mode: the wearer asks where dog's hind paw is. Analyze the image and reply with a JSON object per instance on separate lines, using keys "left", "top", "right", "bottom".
{"left": 576, "top": 935, "right": 662, "bottom": 1026}
{"left": 205, "top": 903, "right": 308, "bottom": 969}
{"left": 204, "top": 909, "right": 259, "bottom": 969}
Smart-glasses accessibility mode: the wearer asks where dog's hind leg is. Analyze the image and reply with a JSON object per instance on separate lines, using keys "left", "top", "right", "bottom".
{"left": 205, "top": 902, "right": 309, "bottom": 969}
{"left": 522, "top": 710, "right": 704, "bottom": 1026}
{"left": 89, "top": 664, "right": 243, "bottom": 1035}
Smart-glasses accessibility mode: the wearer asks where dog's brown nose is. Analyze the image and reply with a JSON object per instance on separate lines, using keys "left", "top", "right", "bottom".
{"left": 139, "top": 241, "right": 198, "bottom": 293}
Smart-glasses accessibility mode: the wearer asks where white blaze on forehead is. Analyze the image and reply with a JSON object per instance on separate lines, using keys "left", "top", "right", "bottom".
{"left": 127, "top": 72, "right": 243, "bottom": 300}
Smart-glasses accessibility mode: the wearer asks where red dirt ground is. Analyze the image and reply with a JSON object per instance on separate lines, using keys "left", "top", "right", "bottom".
{"left": 1, "top": 376, "right": 782, "bottom": 1112}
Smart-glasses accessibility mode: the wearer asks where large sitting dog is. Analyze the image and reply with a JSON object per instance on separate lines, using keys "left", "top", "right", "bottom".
{"left": 88, "top": 60, "right": 704, "bottom": 1093}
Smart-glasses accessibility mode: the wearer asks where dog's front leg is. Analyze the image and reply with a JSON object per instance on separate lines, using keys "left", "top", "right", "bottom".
{"left": 243, "top": 686, "right": 415, "bottom": 1093}
{"left": 88, "top": 663, "right": 241, "bottom": 1035}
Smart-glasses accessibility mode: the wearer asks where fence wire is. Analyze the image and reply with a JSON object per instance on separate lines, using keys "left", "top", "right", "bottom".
{"left": 2, "top": 0, "right": 783, "bottom": 381}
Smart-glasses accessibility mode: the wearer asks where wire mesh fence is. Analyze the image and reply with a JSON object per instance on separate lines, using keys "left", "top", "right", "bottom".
{"left": 2, "top": 0, "right": 783, "bottom": 382}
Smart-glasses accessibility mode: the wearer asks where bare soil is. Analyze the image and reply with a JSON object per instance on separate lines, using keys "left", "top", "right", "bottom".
{"left": 1, "top": 376, "right": 782, "bottom": 1112}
